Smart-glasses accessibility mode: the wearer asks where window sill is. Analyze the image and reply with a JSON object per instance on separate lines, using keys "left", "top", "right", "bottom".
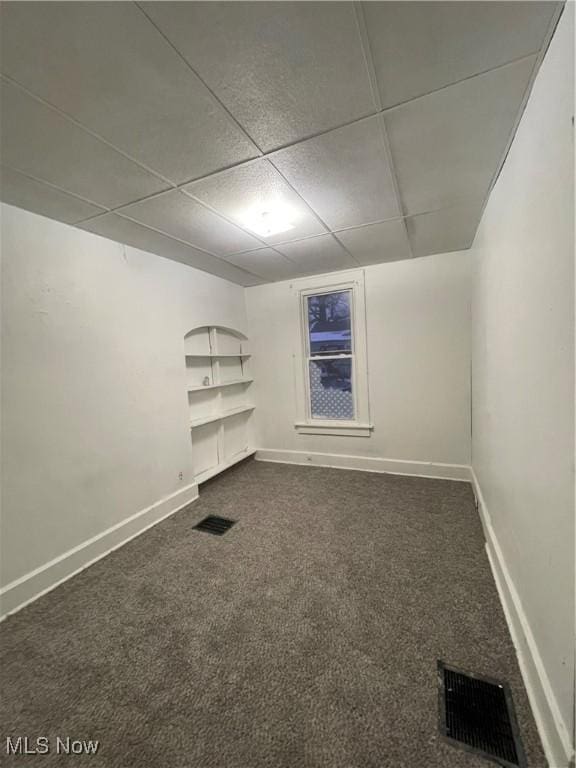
{"left": 294, "top": 421, "right": 373, "bottom": 437}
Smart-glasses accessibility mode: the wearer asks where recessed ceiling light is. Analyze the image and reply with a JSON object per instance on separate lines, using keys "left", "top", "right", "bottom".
{"left": 242, "top": 208, "right": 294, "bottom": 237}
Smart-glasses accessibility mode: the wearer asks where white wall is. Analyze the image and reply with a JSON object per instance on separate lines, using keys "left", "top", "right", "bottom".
{"left": 470, "top": 5, "right": 574, "bottom": 766}
{"left": 246, "top": 251, "right": 472, "bottom": 476}
{"left": 0, "top": 203, "right": 248, "bottom": 615}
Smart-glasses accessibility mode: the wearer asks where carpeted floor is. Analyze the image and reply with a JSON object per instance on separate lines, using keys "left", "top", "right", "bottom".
{"left": 0, "top": 459, "right": 546, "bottom": 767}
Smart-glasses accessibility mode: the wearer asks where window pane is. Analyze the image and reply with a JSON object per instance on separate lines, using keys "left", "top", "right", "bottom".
{"left": 309, "top": 359, "right": 354, "bottom": 420}
{"left": 307, "top": 291, "right": 351, "bottom": 355}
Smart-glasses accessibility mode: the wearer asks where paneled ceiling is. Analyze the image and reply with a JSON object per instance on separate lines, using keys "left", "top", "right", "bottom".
{"left": 0, "top": 2, "right": 561, "bottom": 285}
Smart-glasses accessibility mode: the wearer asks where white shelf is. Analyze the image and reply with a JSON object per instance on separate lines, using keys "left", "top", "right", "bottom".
{"left": 185, "top": 353, "right": 251, "bottom": 359}
{"left": 195, "top": 448, "right": 256, "bottom": 484}
{"left": 190, "top": 405, "right": 255, "bottom": 429}
{"left": 187, "top": 378, "right": 253, "bottom": 393}
{"left": 186, "top": 325, "right": 254, "bottom": 486}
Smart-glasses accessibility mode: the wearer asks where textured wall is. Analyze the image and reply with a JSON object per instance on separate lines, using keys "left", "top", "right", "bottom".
{"left": 0, "top": 204, "right": 247, "bottom": 588}
{"left": 246, "top": 251, "right": 472, "bottom": 467}
{"left": 471, "top": 4, "right": 574, "bottom": 759}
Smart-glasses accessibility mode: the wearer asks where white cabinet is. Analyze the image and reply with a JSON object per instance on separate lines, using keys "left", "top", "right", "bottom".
{"left": 184, "top": 326, "right": 255, "bottom": 483}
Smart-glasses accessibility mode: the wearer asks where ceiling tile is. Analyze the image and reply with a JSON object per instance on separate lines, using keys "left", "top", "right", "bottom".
{"left": 271, "top": 117, "right": 401, "bottom": 230}
{"left": 119, "top": 190, "right": 262, "bottom": 256}
{"left": 225, "top": 248, "right": 301, "bottom": 282}
{"left": 141, "top": 1, "right": 375, "bottom": 151}
{"left": 0, "top": 2, "right": 258, "bottom": 183}
{"left": 363, "top": 1, "right": 557, "bottom": 108}
{"left": 186, "top": 159, "right": 326, "bottom": 245}
{"left": 77, "top": 214, "right": 262, "bottom": 286}
{"left": 275, "top": 234, "right": 356, "bottom": 275}
{"left": 0, "top": 79, "right": 167, "bottom": 209}
{"left": 335, "top": 220, "right": 411, "bottom": 266}
{"left": 384, "top": 56, "right": 537, "bottom": 215}
{"left": 0, "top": 166, "right": 105, "bottom": 224}
{"left": 406, "top": 201, "right": 483, "bottom": 258}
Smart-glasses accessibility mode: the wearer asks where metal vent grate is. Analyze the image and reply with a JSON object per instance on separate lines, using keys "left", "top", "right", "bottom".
{"left": 193, "top": 515, "right": 236, "bottom": 536}
{"left": 438, "top": 661, "right": 526, "bottom": 768}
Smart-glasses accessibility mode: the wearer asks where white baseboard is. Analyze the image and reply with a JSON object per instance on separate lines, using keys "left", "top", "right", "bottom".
{"left": 471, "top": 469, "right": 573, "bottom": 768}
{"left": 255, "top": 448, "right": 472, "bottom": 482}
{"left": 0, "top": 482, "right": 199, "bottom": 621}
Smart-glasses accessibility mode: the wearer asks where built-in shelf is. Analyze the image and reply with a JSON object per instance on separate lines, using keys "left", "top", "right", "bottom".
{"left": 190, "top": 405, "right": 255, "bottom": 429}
{"left": 185, "top": 353, "right": 251, "bottom": 359}
{"left": 195, "top": 448, "right": 256, "bottom": 485}
{"left": 185, "top": 325, "right": 254, "bottom": 485}
{"left": 187, "top": 378, "right": 253, "bottom": 393}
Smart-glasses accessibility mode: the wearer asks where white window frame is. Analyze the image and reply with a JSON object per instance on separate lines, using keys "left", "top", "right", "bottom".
{"left": 292, "top": 269, "right": 372, "bottom": 437}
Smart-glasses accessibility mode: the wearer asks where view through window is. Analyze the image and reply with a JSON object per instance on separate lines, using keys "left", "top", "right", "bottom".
{"left": 306, "top": 290, "right": 354, "bottom": 420}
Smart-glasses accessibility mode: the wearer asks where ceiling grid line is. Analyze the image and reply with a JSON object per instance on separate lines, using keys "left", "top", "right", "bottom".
{"left": 375, "top": 119, "right": 414, "bottom": 259}
{"left": 73, "top": 169, "right": 341, "bottom": 273}
{"left": 176, "top": 54, "right": 547, "bottom": 166}
{"left": 0, "top": 74, "right": 175, "bottom": 191}
{"left": 260, "top": 156, "right": 335, "bottom": 238}
{"left": 70, "top": 44, "right": 542, "bottom": 231}
{"left": 74, "top": 178, "right": 277, "bottom": 259}
{"left": 220, "top": 245, "right": 308, "bottom": 278}
{"left": 0, "top": 1, "right": 561, "bottom": 283}
{"left": 114, "top": 211, "right": 251, "bottom": 266}
{"left": 103, "top": 185, "right": 304, "bottom": 274}
{"left": 376, "top": 51, "right": 545, "bottom": 117}
{"left": 469, "top": 3, "right": 566, "bottom": 237}
{"left": 134, "top": 0, "right": 264, "bottom": 159}
{"left": 219, "top": 189, "right": 490, "bottom": 259}
{"left": 352, "top": 2, "right": 383, "bottom": 113}
{"left": 179, "top": 186, "right": 276, "bottom": 250}
{"left": 352, "top": 1, "right": 414, "bottom": 259}
{"left": 264, "top": 153, "right": 362, "bottom": 268}
{"left": 20, "top": 50, "right": 553, "bottom": 236}
{"left": 106, "top": 212, "right": 264, "bottom": 284}
{"left": 76, "top": 186, "right": 486, "bottom": 261}
{"left": 78, "top": 184, "right": 274, "bottom": 252}
{"left": 224, "top": 246, "right": 305, "bottom": 271}
{"left": 0, "top": 163, "right": 111, "bottom": 215}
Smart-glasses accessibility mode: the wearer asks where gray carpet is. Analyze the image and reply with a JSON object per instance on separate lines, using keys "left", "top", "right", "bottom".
{"left": 0, "top": 459, "right": 546, "bottom": 767}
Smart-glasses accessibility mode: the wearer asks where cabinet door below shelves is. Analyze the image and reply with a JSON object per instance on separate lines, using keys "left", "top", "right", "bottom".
{"left": 223, "top": 412, "right": 250, "bottom": 462}
{"left": 191, "top": 422, "right": 219, "bottom": 477}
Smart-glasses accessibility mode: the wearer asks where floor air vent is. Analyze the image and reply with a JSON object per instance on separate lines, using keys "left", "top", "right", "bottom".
{"left": 193, "top": 515, "right": 236, "bottom": 536}
{"left": 438, "top": 661, "right": 526, "bottom": 768}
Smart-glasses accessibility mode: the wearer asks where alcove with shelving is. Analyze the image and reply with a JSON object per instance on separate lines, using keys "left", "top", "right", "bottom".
{"left": 184, "top": 326, "right": 255, "bottom": 483}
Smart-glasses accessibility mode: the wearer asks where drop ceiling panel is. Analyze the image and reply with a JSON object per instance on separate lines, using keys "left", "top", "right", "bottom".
{"left": 0, "top": 79, "right": 167, "bottom": 209}
{"left": 186, "top": 159, "right": 326, "bottom": 245}
{"left": 141, "top": 1, "right": 375, "bottom": 152}
{"left": 119, "top": 190, "right": 262, "bottom": 256}
{"left": 78, "top": 214, "right": 263, "bottom": 286}
{"left": 275, "top": 234, "right": 356, "bottom": 274}
{"left": 363, "top": 1, "right": 557, "bottom": 109}
{"left": 225, "top": 248, "right": 301, "bottom": 282}
{"left": 0, "top": 2, "right": 258, "bottom": 183}
{"left": 0, "top": 2, "right": 556, "bottom": 284}
{"left": 384, "top": 56, "right": 537, "bottom": 215}
{"left": 335, "top": 220, "right": 412, "bottom": 266}
{"left": 0, "top": 166, "right": 105, "bottom": 224}
{"left": 272, "top": 117, "right": 401, "bottom": 230}
{"left": 407, "top": 202, "right": 483, "bottom": 258}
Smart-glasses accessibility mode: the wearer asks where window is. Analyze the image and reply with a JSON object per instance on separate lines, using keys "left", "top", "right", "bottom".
{"left": 293, "top": 271, "right": 371, "bottom": 437}
{"left": 307, "top": 291, "right": 354, "bottom": 420}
